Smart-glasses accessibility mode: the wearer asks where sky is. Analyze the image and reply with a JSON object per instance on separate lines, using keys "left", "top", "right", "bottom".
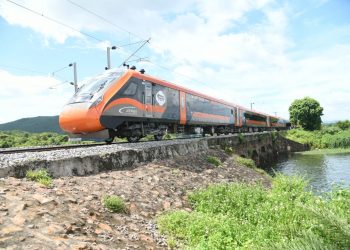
{"left": 0, "top": 0, "right": 349, "bottom": 124}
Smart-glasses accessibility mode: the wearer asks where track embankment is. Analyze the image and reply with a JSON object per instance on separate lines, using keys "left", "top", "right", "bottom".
{"left": 0, "top": 148, "right": 270, "bottom": 249}
{"left": 0, "top": 132, "right": 308, "bottom": 178}
{"left": 0, "top": 132, "right": 308, "bottom": 249}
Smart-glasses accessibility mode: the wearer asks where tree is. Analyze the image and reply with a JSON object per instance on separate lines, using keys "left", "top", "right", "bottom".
{"left": 289, "top": 97, "right": 323, "bottom": 131}
{"left": 335, "top": 120, "right": 350, "bottom": 130}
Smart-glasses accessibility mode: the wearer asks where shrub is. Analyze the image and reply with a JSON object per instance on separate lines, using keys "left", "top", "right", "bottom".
{"left": 158, "top": 175, "right": 350, "bottom": 249}
{"left": 224, "top": 147, "right": 234, "bottom": 155}
{"left": 286, "top": 128, "right": 350, "bottom": 149}
{"left": 207, "top": 156, "right": 221, "bottom": 167}
{"left": 0, "top": 131, "right": 70, "bottom": 148}
{"left": 103, "top": 195, "right": 127, "bottom": 213}
{"left": 235, "top": 156, "right": 255, "bottom": 168}
{"left": 26, "top": 169, "right": 52, "bottom": 186}
{"left": 335, "top": 120, "right": 350, "bottom": 130}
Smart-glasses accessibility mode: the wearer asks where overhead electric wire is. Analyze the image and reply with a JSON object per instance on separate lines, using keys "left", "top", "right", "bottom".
{"left": 146, "top": 61, "right": 208, "bottom": 86}
{"left": 48, "top": 80, "right": 70, "bottom": 90}
{"left": 65, "top": 0, "right": 144, "bottom": 40}
{"left": 120, "top": 38, "right": 151, "bottom": 66}
{"left": 5, "top": 0, "right": 104, "bottom": 42}
{"left": 0, "top": 64, "right": 47, "bottom": 75}
{"left": 5, "top": 0, "right": 147, "bottom": 49}
{"left": 51, "top": 65, "right": 70, "bottom": 76}
{"left": 0, "top": 63, "right": 70, "bottom": 84}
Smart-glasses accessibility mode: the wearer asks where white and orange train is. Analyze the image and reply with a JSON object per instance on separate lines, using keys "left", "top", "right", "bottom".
{"left": 59, "top": 67, "right": 290, "bottom": 142}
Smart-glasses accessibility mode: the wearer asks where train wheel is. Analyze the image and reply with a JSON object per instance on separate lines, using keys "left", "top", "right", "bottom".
{"left": 154, "top": 134, "right": 163, "bottom": 141}
{"left": 105, "top": 137, "right": 114, "bottom": 144}
{"left": 127, "top": 136, "right": 140, "bottom": 143}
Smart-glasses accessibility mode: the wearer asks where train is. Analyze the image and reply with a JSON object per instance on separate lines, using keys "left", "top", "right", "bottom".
{"left": 59, "top": 67, "right": 291, "bottom": 143}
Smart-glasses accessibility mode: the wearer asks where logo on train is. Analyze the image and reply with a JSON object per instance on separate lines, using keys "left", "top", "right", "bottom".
{"left": 119, "top": 106, "right": 137, "bottom": 114}
{"left": 156, "top": 91, "right": 166, "bottom": 106}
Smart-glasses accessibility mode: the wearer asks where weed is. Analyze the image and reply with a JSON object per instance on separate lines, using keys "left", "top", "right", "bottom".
{"left": 167, "top": 237, "right": 177, "bottom": 249}
{"left": 224, "top": 147, "right": 234, "bottom": 155}
{"left": 103, "top": 195, "right": 127, "bottom": 213}
{"left": 164, "top": 133, "right": 176, "bottom": 140}
{"left": 207, "top": 156, "right": 221, "bottom": 167}
{"left": 235, "top": 156, "right": 255, "bottom": 168}
{"left": 171, "top": 169, "right": 181, "bottom": 176}
{"left": 26, "top": 169, "right": 52, "bottom": 186}
{"left": 238, "top": 133, "right": 245, "bottom": 143}
{"left": 271, "top": 131, "right": 278, "bottom": 143}
{"left": 158, "top": 175, "right": 350, "bottom": 249}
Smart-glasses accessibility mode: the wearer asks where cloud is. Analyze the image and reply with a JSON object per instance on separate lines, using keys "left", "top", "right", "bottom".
{"left": 0, "top": 70, "right": 72, "bottom": 123}
{"left": 0, "top": 0, "right": 349, "bottom": 123}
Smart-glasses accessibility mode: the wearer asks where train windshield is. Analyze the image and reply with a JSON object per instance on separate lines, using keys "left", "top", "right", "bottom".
{"left": 69, "top": 68, "right": 125, "bottom": 103}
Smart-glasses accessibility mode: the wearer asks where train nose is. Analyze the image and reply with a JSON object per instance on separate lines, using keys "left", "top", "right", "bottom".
{"left": 59, "top": 103, "right": 104, "bottom": 134}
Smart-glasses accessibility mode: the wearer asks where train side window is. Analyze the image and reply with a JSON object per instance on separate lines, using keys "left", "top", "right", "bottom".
{"left": 231, "top": 109, "right": 234, "bottom": 115}
{"left": 123, "top": 82, "right": 138, "bottom": 96}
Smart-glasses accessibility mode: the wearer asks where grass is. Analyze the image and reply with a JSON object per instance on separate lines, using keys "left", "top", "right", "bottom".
{"left": 235, "top": 156, "right": 255, "bottom": 168}
{"left": 207, "top": 156, "right": 221, "bottom": 167}
{"left": 103, "top": 195, "right": 127, "bottom": 213}
{"left": 297, "top": 148, "right": 350, "bottom": 155}
{"left": 158, "top": 175, "right": 350, "bottom": 249}
{"left": 26, "top": 169, "right": 52, "bottom": 186}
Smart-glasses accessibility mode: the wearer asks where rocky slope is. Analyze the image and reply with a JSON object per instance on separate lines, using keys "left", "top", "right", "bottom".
{"left": 0, "top": 148, "right": 270, "bottom": 249}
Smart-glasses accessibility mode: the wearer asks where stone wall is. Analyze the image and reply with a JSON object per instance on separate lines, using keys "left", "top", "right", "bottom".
{"left": 206, "top": 132, "right": 309, "bottom": 167}
{"left": 1, "top": 132, "right": 308, "bottom": 178}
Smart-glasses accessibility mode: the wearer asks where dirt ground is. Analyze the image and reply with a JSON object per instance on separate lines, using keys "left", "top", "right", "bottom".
{"left": 0, "top": 148, "right": 270, "bottom": 250}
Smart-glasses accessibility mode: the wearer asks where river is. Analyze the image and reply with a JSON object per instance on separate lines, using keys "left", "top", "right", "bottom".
{"left": 268, "top": 153, "right": 350, "bottom": 193}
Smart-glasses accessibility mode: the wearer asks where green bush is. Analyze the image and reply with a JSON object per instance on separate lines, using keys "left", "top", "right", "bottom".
{"left": 0, "top": 131, "right": 69, "bottom": 148}
{"left": 235, "top": 156, "right": 255, "bottom": 168}
{"left": 286, "top": 127, "right": 350, "bottom": 149}
{"left": 26, "top": 169, "right": 52, "bottom": 186}
{"left": 207, "top": 156, "right": 221, "bottom": 167}
{"left": 335, "top": 120, "right": 350, "bottom": 130}
{"left": 103, "top": 195, "right": 127, "bottom": 213}
{"left": 158, "top": 175, "right": 350, "bottom": 249}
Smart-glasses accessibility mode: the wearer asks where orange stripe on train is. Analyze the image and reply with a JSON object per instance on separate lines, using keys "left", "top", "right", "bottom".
{"left": 104, "top": 98, "right": 166, "bottom": 113}
{"left": 192, "top": 112, "right": 230, "bottom": 122}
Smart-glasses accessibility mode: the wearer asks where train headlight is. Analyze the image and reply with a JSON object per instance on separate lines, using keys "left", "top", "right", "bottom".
{"left": 90, "top": 96, "right": 103, "bottom": 108}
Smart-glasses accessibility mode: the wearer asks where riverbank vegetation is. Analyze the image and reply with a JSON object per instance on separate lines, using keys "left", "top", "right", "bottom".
{"left": 158, "top": 175, "right": 350, "bottom": 249}
{"left": 286, "top": 121, "right": 350, "bottom": 149}
{"left": 0, "top": 131, "right": 69, "bottom": 148}
{"left": 297, "top": 148, "right": 350, "bottom": 155}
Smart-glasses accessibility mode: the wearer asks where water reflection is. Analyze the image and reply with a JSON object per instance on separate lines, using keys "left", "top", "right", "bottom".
{"left": 268, "top": 153, "right": 350, "bottom": 193}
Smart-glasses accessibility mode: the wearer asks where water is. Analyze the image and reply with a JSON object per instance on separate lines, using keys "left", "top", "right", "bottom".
{"left": 268, "top": 153, "right": 350, "bottom": 193}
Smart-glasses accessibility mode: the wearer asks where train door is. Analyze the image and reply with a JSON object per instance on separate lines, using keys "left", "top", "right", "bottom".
{"left": 267, "top": 116, "right": 271, "bottom": 127}
{"left": 143, "top": 81, "right": 153, "bottom": 117}
{"left": 179, "top": 91, "right": 186, "bottom": 125}
{"left": 234, "top": 107, "right": 238, "bottom": 126}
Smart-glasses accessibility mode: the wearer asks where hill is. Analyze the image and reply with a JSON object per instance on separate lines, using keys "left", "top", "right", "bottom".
{"left": 0, "top": 116, "right": 63, "bottom": 134}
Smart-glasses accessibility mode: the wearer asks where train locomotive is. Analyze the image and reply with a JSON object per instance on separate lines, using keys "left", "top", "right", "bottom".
{"left": 59, "top": 67, "right": 290, "bottom": 142}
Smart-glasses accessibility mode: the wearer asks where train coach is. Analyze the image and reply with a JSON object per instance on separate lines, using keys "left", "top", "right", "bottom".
{"left": 59, "top": 67, "right": 290, "bottom": 142}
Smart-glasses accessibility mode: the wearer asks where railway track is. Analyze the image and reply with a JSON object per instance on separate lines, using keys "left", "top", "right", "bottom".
{"left": 0, "top": 134, "right": 206, "bottom": 155}
{"left": 0, "top": 142, "right": 110, "bottom": 155}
